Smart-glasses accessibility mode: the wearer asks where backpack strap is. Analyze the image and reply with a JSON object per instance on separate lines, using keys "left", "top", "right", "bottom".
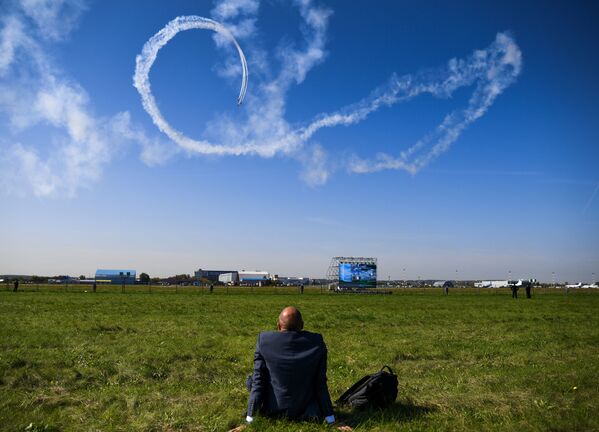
{"left": 381, "top": 365, "right": 395, "bottom": 376}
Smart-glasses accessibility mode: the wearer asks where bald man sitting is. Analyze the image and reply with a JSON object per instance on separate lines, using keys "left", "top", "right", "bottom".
{"left": 241, "top": 306, "right": 344, "bottom": 428}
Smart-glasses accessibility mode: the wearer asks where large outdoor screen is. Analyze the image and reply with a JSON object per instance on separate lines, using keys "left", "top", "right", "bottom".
{"left": 338, "top": 263, "right": 377, "bottom": 288}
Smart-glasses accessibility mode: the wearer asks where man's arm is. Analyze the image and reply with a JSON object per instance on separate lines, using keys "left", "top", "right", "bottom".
{"left": 246, "top": 334, "right": 267, "bottom": 420}
{"left": 316, "top": 337, "right": 335, "bottom": 423}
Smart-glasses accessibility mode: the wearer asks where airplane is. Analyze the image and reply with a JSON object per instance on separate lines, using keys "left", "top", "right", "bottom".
{"left": 582, "top": 283, "right": 599, "bottom": 289}
{"left": 565, "top": 282, "right": 582, "bottom": 288}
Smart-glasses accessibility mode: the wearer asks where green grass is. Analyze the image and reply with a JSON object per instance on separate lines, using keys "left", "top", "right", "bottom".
{"left": 1, "top": 289, "right": 598, "bottom": 431}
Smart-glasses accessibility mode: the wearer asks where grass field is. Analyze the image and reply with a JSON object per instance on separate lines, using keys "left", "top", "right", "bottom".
{"left": 1, "top": 288, "right": 598, "bottom": 431}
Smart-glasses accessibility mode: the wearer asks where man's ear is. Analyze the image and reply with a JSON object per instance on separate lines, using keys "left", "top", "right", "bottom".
{"left": 276, "top": 320, "right": 281, "bottom": 331}
{"left": 299, "top": 319, "right": 304, "bottom": 330}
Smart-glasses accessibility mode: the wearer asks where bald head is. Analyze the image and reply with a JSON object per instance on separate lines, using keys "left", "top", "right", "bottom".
{"left": 277, "top": 306, "right": 304, "bottom": 332}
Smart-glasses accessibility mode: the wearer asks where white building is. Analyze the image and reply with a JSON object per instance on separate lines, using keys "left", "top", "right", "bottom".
{"left": 218, "top": 272, "right": 239, "bottom": 284}
{"left": 474, "top": 280, "right": 509, "bottom": 288}
{"left": 216, "top": 270, "right": 271, "bottom": 285}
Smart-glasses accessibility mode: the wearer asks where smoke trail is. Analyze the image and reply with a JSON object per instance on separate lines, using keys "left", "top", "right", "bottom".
{"left": 133, "top": 16, "right": 249, "bottom": 155}
{"left": 300, "top": 32, "right": 522, "bottom": 175}
{"left": 134, "top": 3, "right": 521, "bottom": 180}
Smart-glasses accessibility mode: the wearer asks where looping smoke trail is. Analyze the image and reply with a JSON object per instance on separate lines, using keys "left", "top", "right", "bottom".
{"left": 134, "top": 4, "right": 522, "bottom": 180}
{"left": 133, "top": 16, "right": 249, "bottom": 155}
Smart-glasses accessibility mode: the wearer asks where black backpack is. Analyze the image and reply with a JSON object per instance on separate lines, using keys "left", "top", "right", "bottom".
{"left": 336, "top": 365, "right": 398, "bottom": 409}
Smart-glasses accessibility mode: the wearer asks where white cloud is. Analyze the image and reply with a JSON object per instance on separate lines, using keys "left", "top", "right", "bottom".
{"left": 0, "top": 0, "right": 162, "bottom": 197}
{"left": 0, "top": 76, "right": 122, "bottom": 197}
{"left": 110, "top": 112, "right": 176, "bottom": 167}
{"left": 211, "top": 0, "right": 259, "bottom": 48}
{"left": 212, "top": 0, "right": 259, "bottom": 21}
{"left": 18, "top": 0, "right": 87, "bottom": 41}
{"left": 0, "top": 8, "right": 115, "bottom": 197}
{"left": 0, "top": 143, "right": 55, "bottom": 197}
{"left": 0, "top": 16, "right": 28, "bottom": 75}
{"left": 298, "top": 143, "right": 330, "bottom": 186}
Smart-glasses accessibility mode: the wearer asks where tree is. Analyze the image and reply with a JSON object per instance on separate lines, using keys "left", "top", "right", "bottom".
{"left": 79, "top": 275, "right": 86, "bottom": 280}
{"left": 139, "top": 273, "right": 150, "bottom": 284}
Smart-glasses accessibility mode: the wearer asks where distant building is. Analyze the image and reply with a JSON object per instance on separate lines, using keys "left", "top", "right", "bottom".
{"left": 48, "top": 276, "right": 82, "bottom": 284}
{"left": 474, "top": 280, "right": 509, "bottom": 288}
{"left": 95, "top": 269, "right": 136, "bottom": 284}
{"left": 433, "top": 280, "right": 454, "bottom": 288}
{"left": 238, "top": 270, "right": 270, "bottom": 285}
{"left": 277, "top": 277, "right": 311, "bottom": 286}
{"left": 194, "top": 269, "right": 236, "bottom": 282}
{"left": 218, "top": 272, "right": 239, "bottom": 284}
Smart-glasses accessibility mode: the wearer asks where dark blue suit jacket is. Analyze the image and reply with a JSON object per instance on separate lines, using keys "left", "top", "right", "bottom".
{"left": 247, "top": 330, "right": 334, "bottom": 420}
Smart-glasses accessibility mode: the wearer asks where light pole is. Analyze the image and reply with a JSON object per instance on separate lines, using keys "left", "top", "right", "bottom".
{"left": 403, "top": 268, "right": 406, "bottom": 290}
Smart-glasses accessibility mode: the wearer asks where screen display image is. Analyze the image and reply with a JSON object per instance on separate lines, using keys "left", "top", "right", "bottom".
{"left": 338, "top": 263, "right": 377, "bottom": 288}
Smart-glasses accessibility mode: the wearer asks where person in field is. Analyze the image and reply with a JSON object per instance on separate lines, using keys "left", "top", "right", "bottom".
{"left": 229, "top": 306, "right": 351, "bottom": 431}
{"left": 525, "top": 281, "right": 532, "bottom": 298}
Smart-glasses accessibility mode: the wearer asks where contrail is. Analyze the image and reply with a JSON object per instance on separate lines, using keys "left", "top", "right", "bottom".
{"left": 133, "top": 16, "right": 249, "bottom": 155}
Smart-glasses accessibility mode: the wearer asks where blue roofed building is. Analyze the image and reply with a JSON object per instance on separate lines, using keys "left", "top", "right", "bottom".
{"left": 95, "top": 269, "right": 136, "bottom": 284}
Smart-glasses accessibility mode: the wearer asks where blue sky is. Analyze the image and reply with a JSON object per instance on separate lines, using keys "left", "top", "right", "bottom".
{"left": 1, "top": 0, "right": 597, "bottom": 282}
